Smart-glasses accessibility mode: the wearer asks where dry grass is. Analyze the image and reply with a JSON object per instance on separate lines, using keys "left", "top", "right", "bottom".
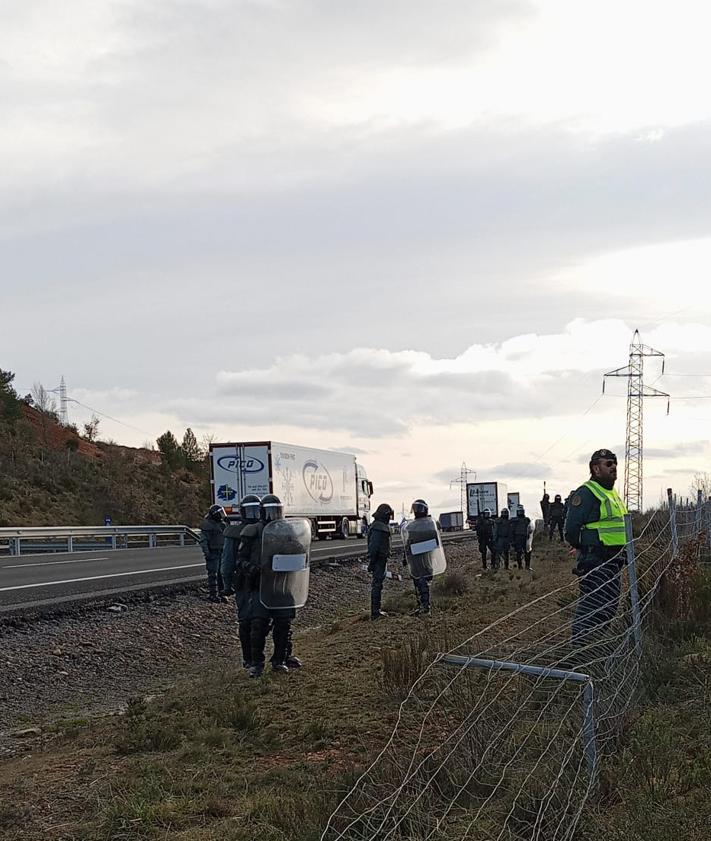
{"left": 0, "top": 537, "right": 601, "bottom": 841}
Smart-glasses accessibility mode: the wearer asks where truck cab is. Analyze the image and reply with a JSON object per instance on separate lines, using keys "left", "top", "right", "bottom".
{"left": 356, "top": 463, "right": 373, "bottom": 537}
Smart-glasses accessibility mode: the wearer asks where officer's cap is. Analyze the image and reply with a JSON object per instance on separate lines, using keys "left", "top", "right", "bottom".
{"left": 589, "top": 448, "right": 617, "bottom": 468}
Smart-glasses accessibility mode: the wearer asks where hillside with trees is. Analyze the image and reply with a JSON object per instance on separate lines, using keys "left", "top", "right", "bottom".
{"left": 0, "top": 368, "right": 210, "bottom": 527}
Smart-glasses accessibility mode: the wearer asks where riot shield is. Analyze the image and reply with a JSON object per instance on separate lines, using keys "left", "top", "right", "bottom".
{"left": 526, "top": 519, "right": 535, "bottom": 553}
{"left": 259, "top": 518, "right": 311, "bottom": 610}
{"left": 402, "top": 516, "right": 447, "bottom": 579}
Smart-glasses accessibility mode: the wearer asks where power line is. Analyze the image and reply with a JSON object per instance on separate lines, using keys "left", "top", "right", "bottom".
{"left": 65, "top": 397, "right": 153, "bottom": 437}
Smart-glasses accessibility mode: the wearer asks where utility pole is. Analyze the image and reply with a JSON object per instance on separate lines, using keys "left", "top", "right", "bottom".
{"left": 603, "top": 330, "right": 669, "bottom": 513}
{"left": 449, "top": 462, "right": 476, "bottom": 517}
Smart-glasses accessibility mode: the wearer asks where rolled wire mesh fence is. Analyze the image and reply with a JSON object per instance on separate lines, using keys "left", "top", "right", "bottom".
{"left": 322, "top": 491, "right": 705, "bottom": 841}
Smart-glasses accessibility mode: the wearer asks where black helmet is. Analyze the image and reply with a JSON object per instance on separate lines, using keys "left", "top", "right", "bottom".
{"left": 483, "top": 508, "right": 491, "bottom": 518}
{"left": 517, "top": 505, "right": 525, "bottom": 516}
{"left": 554, "top": 494, "right": 562, "bottom": 502}
{"left": 239, "top": 494, "right": 261, "bottom": 522}
{"left": 500, "top": 508, "right": 509, "bottom": 519}
{"left": 410, "top": 499, "right": 429, "bottom": 518}
{"left": 260, "top": 494, "right": 284, "bottom": 522}
{"left": 373, "top": 503, "right": 394, "bottom": 523}
{"left": 207, "top": 504, "right": 226, "bottom": 522}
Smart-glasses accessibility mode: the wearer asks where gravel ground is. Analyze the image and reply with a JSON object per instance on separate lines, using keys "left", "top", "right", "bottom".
{"left": 0, "top": 546, "right": 425, "bottom": 752}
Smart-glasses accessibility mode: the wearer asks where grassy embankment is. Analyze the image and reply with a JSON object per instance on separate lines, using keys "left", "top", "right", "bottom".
{"left": 579, "top": 544, "right": 711, "bottom": 841}
{"left": 1, "top": 536, "right": 708, "bottom": 841}
{"left": 0, "top": 539, "right": 572, "bottom": 841}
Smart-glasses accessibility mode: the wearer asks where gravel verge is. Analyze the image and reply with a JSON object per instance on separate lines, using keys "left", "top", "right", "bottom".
{"left": 0, "top": 543, "right": 434, "bottom": 753}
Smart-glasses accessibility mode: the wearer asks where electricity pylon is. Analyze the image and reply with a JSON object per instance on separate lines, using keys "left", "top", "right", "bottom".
{"left": 603, "top": 330, "right": 669, "bottom": 513}
{"left": 449, "top": 462, "right": 476, "bottom": 516}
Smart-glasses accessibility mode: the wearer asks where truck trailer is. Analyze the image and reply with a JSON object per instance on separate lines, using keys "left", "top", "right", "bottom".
{"left": 439, "top": 511, "right": 464, "bottom": 532}
{"left": 209, "top": 441, "right": 373, "bottom": 539}
{"left": 507, "top": 492, "right": 521, "bottom": 516}
{"left": 466, "top": 482, "right": 509, "bottom": 521}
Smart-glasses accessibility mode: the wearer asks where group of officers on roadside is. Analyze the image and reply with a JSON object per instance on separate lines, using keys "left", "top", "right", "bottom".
{"left": 363, "top": 447, "right": 631, "bottom": 646}
{"left": 471, "top": 505, "right": 534, "bottom": 571}
{"left": 199, "top": 446, "right": 631, "bottom": 670}
{"left": 198, "top": 493, "right": 304, "bottom": 678}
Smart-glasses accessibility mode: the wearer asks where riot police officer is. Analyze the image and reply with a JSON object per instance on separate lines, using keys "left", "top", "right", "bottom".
{"left": 368, "top": 503, "right": 394, "bottom": 620}
{"left": 401, "top": 499, "right": 447, "bottom": 616}
{"left": 540, "top": 492, "right": 551, "bottom": 527}
{"left": 493, "top": 508, "right": 512, "bottom": 570}
{"left": 565, "top": 449, "right": 628, "bottom": 646}
{"left": 511, "top": 505, "right": 533, "bottom": 570}
{"left": 199, "top": 504, "right": 228, "bottom": 602}
{"left": 221, "top": 494, "right": 261, "bottom": 669}
{"left": 237, "top": 494, "right": 311, "bottom": 677}
{"left": 548, "top": 494, "right": 565, "bottom": 541}
{"left": 475, "top": 509, "right": 496, "bottom": 570}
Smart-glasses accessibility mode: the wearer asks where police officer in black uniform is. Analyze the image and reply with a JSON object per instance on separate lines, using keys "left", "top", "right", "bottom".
{"left": 199, "top": 504, "right": 228, "bottom": 602}
{"left": 475, "top": 509, "right": 496, "bottom": 570}
{"left": 221, "top": 494, "right": 261, "bottom": 669}
{"left": 368, "top": 503, "right": 394, "bottom": 620}
{"left": 511, "top": 505, "right": 532, "bottom": 570}
{"left": 237, "top": 494, "right": 299, "bottom": 677}
{"left": 493, "top": 508, "right": 512, "bottom": 570}
{"left": 548, "top": 494, "right": 565, "bottom": 542}
{"left": 402, "top": 499, "right": 435, "bottom": 615}
{"left": 565, "top": 449, "right": 628, "bottom": 646}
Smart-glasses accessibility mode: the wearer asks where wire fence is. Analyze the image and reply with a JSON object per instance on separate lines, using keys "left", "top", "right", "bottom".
{"left": 321, "top": 489, "right": 708, "bottom": 841}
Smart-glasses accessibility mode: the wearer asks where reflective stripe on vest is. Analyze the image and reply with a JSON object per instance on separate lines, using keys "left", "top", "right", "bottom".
{"left": 581, "top": 481, "right": 628, "bottom": 546}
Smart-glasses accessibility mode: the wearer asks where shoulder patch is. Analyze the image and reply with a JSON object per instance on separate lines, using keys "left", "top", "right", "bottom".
{"left": 571, "top": 494, "right": 583, "bottom": 507}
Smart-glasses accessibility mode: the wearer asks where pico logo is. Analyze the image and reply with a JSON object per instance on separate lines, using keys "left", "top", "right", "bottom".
{"left": 303, "top": 459, "right": 334, "bottom": 504}
{"left": 217, "top": 455, "right": 265, "bottom": 474}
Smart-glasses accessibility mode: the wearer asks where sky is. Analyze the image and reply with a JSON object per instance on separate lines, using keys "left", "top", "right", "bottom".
{"left": 2, "top": 0, "right": 711, "bottom": 518}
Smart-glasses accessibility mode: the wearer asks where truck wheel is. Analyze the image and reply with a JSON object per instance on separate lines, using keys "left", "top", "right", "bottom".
{"left": 340, "top": 517, "right": 350, "bottom": 540}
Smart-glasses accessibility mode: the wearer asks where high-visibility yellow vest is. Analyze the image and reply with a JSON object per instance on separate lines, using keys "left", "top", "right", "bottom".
{"left": 582, "top": 481, "right": 628, "bottom": 546}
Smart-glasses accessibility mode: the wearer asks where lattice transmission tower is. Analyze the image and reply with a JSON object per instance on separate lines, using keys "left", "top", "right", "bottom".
{"left": 603, "top": 330, "right": 669, "bottom": 512}
{"left": 449, "top": 462, "right": 476, "bottom": 516}
{"left": 58, "top": 376, "right": 69, "bottom": 426}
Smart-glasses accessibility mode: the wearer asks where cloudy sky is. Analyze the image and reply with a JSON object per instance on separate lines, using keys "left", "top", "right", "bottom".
{"left": 3, "top": 0, "right": 711, "bottom": 517}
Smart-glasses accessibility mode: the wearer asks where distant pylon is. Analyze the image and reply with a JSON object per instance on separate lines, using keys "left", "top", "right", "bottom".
{"left": 58, "top": 376, "right": 69, "bottom": 426}
{"left": 603, "top": 330, "right": 669, "bottom": 512}
{"left": 449, "top": 462, "right": 477, "bottom": 516}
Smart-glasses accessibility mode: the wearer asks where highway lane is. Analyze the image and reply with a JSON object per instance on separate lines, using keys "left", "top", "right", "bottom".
{"left": 0, "top": 538, "right": 376, "bottom": 609}
{"left": 0, "top": 532, "right": 473, "bottom": 611}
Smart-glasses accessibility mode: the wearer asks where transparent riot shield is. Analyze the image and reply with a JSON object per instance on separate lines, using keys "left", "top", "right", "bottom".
{"left": 259, "top": 518, "right": 311, "bottom": 610}
{"left": 526, "top": 519, "right": 535, "bottom": 553}
{"left": 402, "top": 516, "right": 447, "bottom": 579}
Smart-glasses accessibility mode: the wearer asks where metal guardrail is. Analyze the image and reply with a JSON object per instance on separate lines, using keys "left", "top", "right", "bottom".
{"left": 0, "top": 525, "right": 201, "bottom": 557}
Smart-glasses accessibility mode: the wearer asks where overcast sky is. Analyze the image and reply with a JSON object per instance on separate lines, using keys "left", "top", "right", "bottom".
{"left": 2, "top": 0, "right": 711, "bottom": 517}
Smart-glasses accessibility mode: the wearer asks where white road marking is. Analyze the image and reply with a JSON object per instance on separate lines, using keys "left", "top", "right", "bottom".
{"left": 1, "top": 557, "right": 110, "bottom": 569}
{"left": 0, "top": 563, "right": 205, "bottom": 592}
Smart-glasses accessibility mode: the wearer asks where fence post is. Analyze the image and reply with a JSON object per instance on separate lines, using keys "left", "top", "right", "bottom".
{"left": 668, "top": 488, "right": 678, "bottom": 556}
{"left": 624, "top": 514, "right": 642, "bottom": 653}
{"left": 67, "top": 535, "right": 74, "bottom": 553}
{"left": 695, "top": 490, "right": 703, "bottom": 536}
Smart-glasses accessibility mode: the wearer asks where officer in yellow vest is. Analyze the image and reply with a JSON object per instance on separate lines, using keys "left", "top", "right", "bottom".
{"left": 564, "top": 449, "right": 628, "bottom": 646}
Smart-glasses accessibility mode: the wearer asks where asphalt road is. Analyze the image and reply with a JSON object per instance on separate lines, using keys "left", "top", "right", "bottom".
{"left": 0, "top": 532, "right": 474, "bottom": 613}
{"left": 0, "top": 538, "right": 380, "bottom": 611}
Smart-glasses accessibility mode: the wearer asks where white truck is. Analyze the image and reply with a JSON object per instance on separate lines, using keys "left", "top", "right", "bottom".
{"left": 209, "top": 441, "right": 373, "bottom": 539}
{"left": 466, "top": 481, "right": 509, "bottom": 521}
{"left": 507, "top": 492, "right": 521, "bottom": 517}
